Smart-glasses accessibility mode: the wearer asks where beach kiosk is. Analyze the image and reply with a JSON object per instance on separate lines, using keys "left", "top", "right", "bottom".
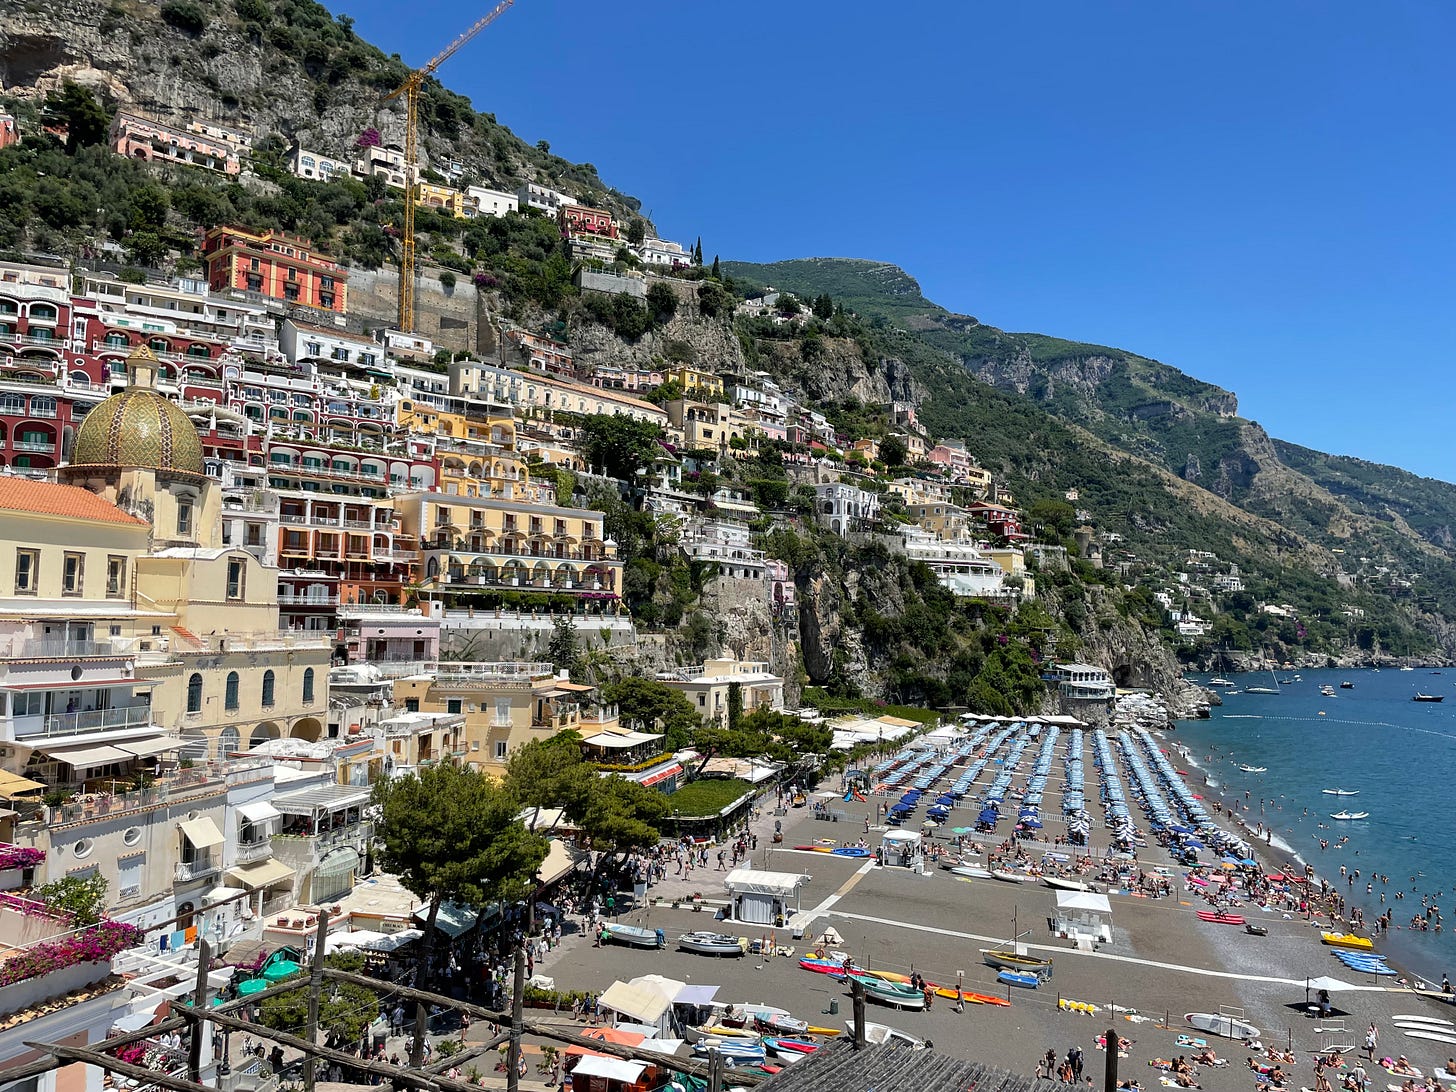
{"left": 1052, "top": 890, "right": 1112, "bottom": 947}
{"left": 723, "top": 868, "right": 810, "bottom": 927}
{"left": 879, "top": 829, "right": 924, "bottom": 872}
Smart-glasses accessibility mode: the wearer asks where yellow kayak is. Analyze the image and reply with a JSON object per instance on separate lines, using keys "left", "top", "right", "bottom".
{"left": 1320, "top": 932, "right": 1373, "bottom": 951}
{"left": 805, "top": 1025, "right": 843, "bottom": 1037}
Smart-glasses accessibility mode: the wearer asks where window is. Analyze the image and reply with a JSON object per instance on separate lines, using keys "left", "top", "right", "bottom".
{"left": 261, "top": 669, "right": 275, "bottom": 707}
{"left": 118, "top": 855, "right": 143, "bottom": 899}
{"left": 227, "top": 559, "right": 245, "bottom": 600}
{"left": 302, "top": 667, "right": 315, "bottom": 703}
{"left": 187, "top": 673, "right": 203, "bottom": 713}
{"left": 62, "top": 556, "right": 84, "bottom": 599}
{"left": 495, "top": 698, "right": 511, "bottom": 724}
{"left": 224, "top": 671, "right": 240, "bottom": 711}
{"left": 176, "top": 498, "right": 193, "bottom": 536}
{"left": 495, "top": 741, "right": 508, "bottom": 760}
{"left": 446, "top": 698, "right": 463, "bottom": 715}
{"left": 107, "top": 555, "right": 127, "bottom": 597}
{"left": 15, "top": 549, "right": 39, "bottom": 594}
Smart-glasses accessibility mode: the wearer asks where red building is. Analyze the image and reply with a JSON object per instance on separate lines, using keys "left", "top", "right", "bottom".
{"left": 966, "top": 501, "right": 1027, "bottom": 543}
{"left": 202, "top": 227, "right": 348, "bottom": 313}
{"left": 557, "top": 204, "right": 617, "bottom": 239}
{"left": 0, "top": 113, "right": 17, "bottom": 150}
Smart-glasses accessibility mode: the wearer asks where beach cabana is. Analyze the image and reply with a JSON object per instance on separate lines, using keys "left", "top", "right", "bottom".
{"left": 1052, "top": 890, "right": 1113, "bottom": 947}
{"left": 723, "top": 868, "right": 811, "bottom": 926}
{"left": 879, "top": 829, "right": 924, "bottom": 871}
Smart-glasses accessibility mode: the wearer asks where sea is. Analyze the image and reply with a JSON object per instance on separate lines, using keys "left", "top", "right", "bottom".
{"left": 1174, "top": 666, "right": 1456, "bottom": 982}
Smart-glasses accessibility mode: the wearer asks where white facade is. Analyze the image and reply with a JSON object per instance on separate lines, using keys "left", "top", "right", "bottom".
{"left": 814, "top": 481, "right": 881, "bottom": 536}
{"left": 290, "top": 145, "right": 350, "bottom": 183}
{"left": 465, "top": 185, "right": 520, "bottom": 218}
{"left": 900, "top": 527, "right": 1011, "bottom": 598}
{"left": 681, "top": 519, "right": 766, "bottom": 580}
{"left": 354, "top": 145, "right": 409, "bottom": 190}
{"left": 518, "top": 181, "right": 575, "bottom": 214}
{"left": 638, "top": 237, "right": 691, "bottom": 267}
{"left": 279, "top": 319, "right": 383, "bottom": 369}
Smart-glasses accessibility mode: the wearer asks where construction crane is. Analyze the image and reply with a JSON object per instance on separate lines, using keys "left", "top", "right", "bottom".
{"left": 381, "top": 0, "right": 515, "bottom": 333}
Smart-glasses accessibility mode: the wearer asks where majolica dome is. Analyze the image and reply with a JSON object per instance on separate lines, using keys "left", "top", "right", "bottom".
{"left": 71, "top": 346, "right": 204, "bottom": 475}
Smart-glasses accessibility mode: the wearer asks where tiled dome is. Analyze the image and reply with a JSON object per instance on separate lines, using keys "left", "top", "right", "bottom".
{"left": 70, "top": 346, "right": 204, "bottom": 475}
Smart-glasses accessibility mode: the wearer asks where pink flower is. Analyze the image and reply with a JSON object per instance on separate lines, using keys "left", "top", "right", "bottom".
{"left": 0, "top": 920, "right": 143, "bottom": 989}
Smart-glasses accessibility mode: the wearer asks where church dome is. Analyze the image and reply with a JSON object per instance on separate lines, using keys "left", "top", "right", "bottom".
{"left": 70, "top": 346, "right": 205, "bottom": 475}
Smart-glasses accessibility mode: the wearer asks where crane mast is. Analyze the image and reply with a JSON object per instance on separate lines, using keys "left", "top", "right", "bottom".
{"left": 382, "top": 0, "right": 515, "bottom": 333}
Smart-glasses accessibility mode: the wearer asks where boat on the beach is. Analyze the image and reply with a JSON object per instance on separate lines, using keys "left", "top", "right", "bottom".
{"left": 1391, "top": 1015, "right": 1454, "bottom": 1027}
{"left": 947, "top": 865, "right": 993, "bottom": 879}
{"left": 981, "top": 947, "right": 1054, "bottom": 977}
{"left": 1329, "top": 811, "right": 1370, "bottom": 820}
{"left": 1236, "top": 764, "right": 1267, "bottom": 773}
{"left": 678, "top": 931, "right": 745, "bottom": 956}
{"left": 1195, "top": 910, "right": 1246, "bottom": 926}
{"left": 990, "top": 869, "right": 1027, "bottom": 884}
{"left": 1413, "top": 693, "right": 1445, "bottom": 702}
{"left": 932, "top": 984, "right": 1012, "bottom": 1006}
{"left": 600, "top": 923, "right": 664, "bottom": 948}
{"left": 1185, "top": 1012, "right": 1260, "bottom": 1040}
{"left": 1322, "top": 788, "right": 1360, "bottom": 796}
{"left": 853, "top": 976, "right": 927, "bottom": 1010}
{"left": 997, "top": 969, "right": 1041, "bottom": 989}
{"left": 1320, "top": 932, "right": 1374, "bottom": 950}
{"left": 849, "top": 1021, "right": 926, "bottom": 1050}
{"left": 1042, "top": 875, "right": 1096, "bottom": 892}
{"left": 692, "top": 1038, "right": 766, "bottom": 1063}
{"left": 1244, "top": 923, "right": 1268, "bottom": 936}
{"left": 762, "top": 1037, "right": 818, "bottom": 1064}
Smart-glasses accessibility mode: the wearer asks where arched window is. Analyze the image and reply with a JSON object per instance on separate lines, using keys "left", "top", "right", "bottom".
{"left": 103, "top": 331, "right": 129, "bottom": 348}
{"left": 261, "top": 669, "right": 275, "bottom": 707}
{"left": 302, "top": 667, "right": 315, "bottom": 704}
{"left": 186, "top": 673, "right": 203, "bottom": 713}
{"left": 224, "top": 671, "right": 240, "bottom": 711}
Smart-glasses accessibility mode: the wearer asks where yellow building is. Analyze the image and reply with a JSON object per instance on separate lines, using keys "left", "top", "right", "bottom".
{"left": 907, "top": 501, "right": 970, "bottom": 542}
{"left": 665, "top": 399, "right": 757, "bottom": 453}
{"left": 396, "top": 491, "right": 622, "bottom": 602}
{"left": 394, "top": 399, "right": 530, "bottom": 500}
{"left": 670, "top": 365, "right": 725, "bottom": 399}
{"left": 416, "top": 182, "right": 468, "bottom": 218}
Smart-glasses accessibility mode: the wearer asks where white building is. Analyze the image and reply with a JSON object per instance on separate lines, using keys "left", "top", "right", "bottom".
{"left": 657, "top": 659, "right": 784, "bottom": 726}
{"left": 279, "top": 319, "right": 385, "bottom": 370}
{"left": 354, "top": 144, "right": 409, "bottom": 190}
{"left": 681, "top": 519, "right": 767, "bottom": 580}
{"left": 517, "top": 181, "right": 575, "bottom": 214}
{"left": 464, "top": 184, "right": 520, "bottom": 218}
{"left": 1047, "top": 663, "right": 1115, "bottom": 702}
{"left": 814, "top": 481, "right": 881, "bottom": 536}
{"left": 289, "top": 144, "right": 350, "bottom": 183}
{"left": 638, "top": 237, "right": 691, "bottom": 268}
{"left": 900, "top": 527, "right": 1015, "bottom": 599}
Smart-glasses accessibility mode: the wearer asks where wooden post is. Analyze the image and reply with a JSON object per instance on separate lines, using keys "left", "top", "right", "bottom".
{"left": 188, "top": 939, "right": 211, "bottom": 1085}
{"left": 707, "top": 1047, "right": 724, "bottom": 1092}
{"left": 1103, "top": 1026, "right": 1119, "bottom": 1092}
{"left": 506, "top": 944, "right": 526, "bottom": 1092}
{"left": 304, "top": 913, "right": 330, "bottom": 1092}
{"left": 851, "top": 980, "right": 866, "bottom": 1050}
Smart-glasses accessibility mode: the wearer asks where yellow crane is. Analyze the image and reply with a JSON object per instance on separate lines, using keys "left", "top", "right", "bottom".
{"left": 381, "top": 0, "right": 515, "bottom": 333}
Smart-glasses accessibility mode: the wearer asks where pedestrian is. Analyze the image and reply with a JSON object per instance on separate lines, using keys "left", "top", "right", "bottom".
{"left": 1364, "top": 1023, "right": 1378, "bottom": 1061}
{"left": 1071, "top": 1045, "right": 1084, "bottom": 1080}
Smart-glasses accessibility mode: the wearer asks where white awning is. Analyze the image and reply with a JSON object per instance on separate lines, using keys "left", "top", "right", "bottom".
{"left": 536, "top": 840, "right": 577, "bottom": 886}
{"left": 722, "top": 869, "right": 810, "bottom": 898}
{"left": 114, "top": 737, "right": 182, "bottom": 759}
{"left": 237, "top": 801, "right": 281, "bottom": 824}
{"left": 597, "top": 981, "right": 671, "bottom": 1025}
{"left": 1055, "top": 891, "right": 1112, "bottom": 914}
{"left": 179, "top": 817, "right": 224, "bottom": 849}
{"left": 41, "top": 743, "right": 131, "bottom": 767}
{"left": 571, "top": 1056, "right": 647, "bottom": 1085}
{"left": 226, "top": 858, "right": 296, "bottom": 890}
{"left": 581, "top": 729, "right": 662, "bottom": 749}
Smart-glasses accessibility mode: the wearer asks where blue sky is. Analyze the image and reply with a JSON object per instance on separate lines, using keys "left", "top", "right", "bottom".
{"left": 333, "top": 0, "right": 1456, "bottom": 481}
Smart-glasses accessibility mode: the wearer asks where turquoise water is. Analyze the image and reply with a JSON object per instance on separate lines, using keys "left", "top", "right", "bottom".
{"left": 1174, "top": 666, "right": 1456, "bottom": 980}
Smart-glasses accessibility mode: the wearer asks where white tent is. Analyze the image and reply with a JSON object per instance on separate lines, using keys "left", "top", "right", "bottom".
{"left": 1055, "top": 891, "right": 1112, "bottom": 914}
{"left": 571, "top": 1056, "right": 648, "bottom": 1085}
{"left": 723, "top": 869, "right": 810, "bottom": 925}
{"left": 598, "top": 976, "right": 685, "bottom": 1033}
{"left": 1053, "top": 890, "right": 1112, "bottom": 946}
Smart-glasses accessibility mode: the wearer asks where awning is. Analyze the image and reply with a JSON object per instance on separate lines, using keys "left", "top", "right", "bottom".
{"left": 640, "top": 763, "right": 683, "bottom": 788}
{"left": 316, "top": 847, "right": 361, "bottom": 876}
{"left": 237, "top": 801, "right": 281, "bottom": 824}
{"left": 571, "top": 1056, "right": 647, "bottom": 1085}
{"left": 180, "top": 817, "right": 225, "bottom": 850}
{"left": 582, "top": 730, "right": 663, "bottom": 749}
{"left": 0, "top": 770, "right": 46, "bottom": 798}
{"left": 722, "top": 869, "right": 811, "bottom": 898}
{"left": 673, "top": 984, "right": 720, "bottom": 1005}
{"left": 597, "top": 981, "right": 671, "bottom": 1025}
{"left": 535, "top": 840, "right": 577, "bottom": 886}
{"left": 41, "top": 743, "right": 132, "bottom": 767}
{"left": 115, "top": 737, "right": 182, "bottom": 759}
{"left": 413, "top": 900, "right": 479, "bottom": 938}
{"left": 226, "top": 859, "right": 296, "bottom": 890}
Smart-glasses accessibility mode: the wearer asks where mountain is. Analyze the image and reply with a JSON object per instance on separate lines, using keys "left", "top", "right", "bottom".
{"left": 725, "top": 257, "right": 1456, "bottom": 656}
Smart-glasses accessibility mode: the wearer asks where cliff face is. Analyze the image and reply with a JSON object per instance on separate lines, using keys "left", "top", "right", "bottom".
{"left": 752, "top": 336, "right": 924, "bottom": 406}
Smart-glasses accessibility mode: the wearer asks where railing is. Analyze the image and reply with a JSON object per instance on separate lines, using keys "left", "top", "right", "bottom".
{"left": 25, "top": 404, "right": 59, "bottom": 418}
{"left": 49, "top": 759, "right": 273, "bottom": 825}
{"left": 167, "top": 631, "right": 331, "bottom": 653}
{"left": 337, "top": 603, "right": 416, "bottom": 615}
{"left": 8, "top": 333, "right": 65, "bottom": 350}
{"left": 372, "top": 660, "right": 551, "bottom": 682}
{"left": 234, "top": 839, "right": 274, "bottom": 865}
{"left": 34, "top": 705, "right": 154, "bottom": 738}
{"left": 175, "top": 858, "right": 219, "bottom": 882}
{"left": 277, "top": 593, "right": 339, "bottom": 606}
{"left": 5, "top": 637, "right": 132, "bottom": 658}
{"left": 11, "top": 439, "right": 56, "bottom": 453}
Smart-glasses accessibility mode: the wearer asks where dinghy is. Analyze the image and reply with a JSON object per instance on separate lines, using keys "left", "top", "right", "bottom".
{"left": 1185, "top": 1012, "right": 1260, "bottom": 1040}
{"left": 981, "top": 947, "right": 1054, "bottom": 977}
{"left": 997, "top": 969, "right": 1041, "bottom": 989}
{"left": 990, "top": 869, "right": 1026, "bottom": 884}
{"left": 849, "top": 1021, "right": 926, "bottom": 1049}
{"left": 600, "top": 923, "right": 664, "bottom": 948}
{"left": 1236, "top": 765, "right": 1267, "bottom": 773}
{"left": 1322, "top": 789, "right": 1359, "bottom": 796}
{"left": 1042, "top": 875, "right": 1095, "bottom": 892}
{"left": 1330, "top": 811, "right": 1370, "bottom": 820}
{"left": 853, "top": 975, "right": 927, "bottom": 1010}
{"left": 678, "top": 931, "right": 745, "bottom": 956}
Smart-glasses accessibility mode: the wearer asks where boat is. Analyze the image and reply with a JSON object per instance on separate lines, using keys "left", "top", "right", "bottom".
{"left": 1330, "top": 811, "right": 1370, "bottom": 820}
{"left": 932, "top": 985, "right": 1012, "bottom": 1006}
{"left": 981, "top": 948, "right": 1054, "bottom": 977}
{"left": 600, "top": 923, "right": 664, "bottom": 948}
{"left": 1236, "top": 764, "right": 1267, "bottom": 774}
{"left": 1245, "top": 686, "right": 1280, "bottom": 694}
{"left": 692, "top": 1038, "right": 766, "bottom": 1063}
{"left": 1322, "top": 788, "right": 1360, "bottom": 796}
{"left": 989, "top": 869, "right": 1026, "bottom": 884}
{"left": 997, "top": 970, "right": 1041, "bottom": 989}
{"left": 1391, "top": 1015, "right": 1455, "bottom": 1027}
{"left": 1042, "top": 875, "right": 1095, "bottom": 892}
{"left": 1319, "top": 685, "right": 1337, "bottom": 697}
{"left": 849, "top": 1021, "right": 926, "bottom": 1050}
{"left": 853, "top": 976, "right": 927, "bottom": 1010}
{"left": 1321, "top": 932, "right": 1374, "bottom": 950}
{"left": 1413, "top": 693, "right": 1445, "bottom": 702}
{"left": 1208, "top": 677, "right": 1233, "bottom": 687}
{"left": 947, "top": 865, "right": 993, "bottom": 880}
{"left": 1340, "top": 681, "right": 1354, "bottom": 689}
{"left": 763, "top": 1037, "right": 819, "bottom": 1063}
{"left": 1195, "top": 910, "right": 1246, "bottom": 926}
{"left": 678, "top": 932, "right": 745, "bottom": 956}
{"left": 1185, "top": 1012, "right": 1260, "bottom": 1040}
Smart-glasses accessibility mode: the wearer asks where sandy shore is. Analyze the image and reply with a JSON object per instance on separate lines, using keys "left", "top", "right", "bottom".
{"left": 531, "top": 728, "right": 1456, "bottom": 1090}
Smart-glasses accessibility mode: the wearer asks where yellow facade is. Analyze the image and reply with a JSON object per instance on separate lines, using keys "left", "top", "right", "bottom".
{"left": 395, "top": 402, "right": 530, "bottom": 500}
{"left": 670, "top": 365, "right": 725, "bottom": 398}
{"left": 416, "top": 182, "right": 468, "bottom": 218}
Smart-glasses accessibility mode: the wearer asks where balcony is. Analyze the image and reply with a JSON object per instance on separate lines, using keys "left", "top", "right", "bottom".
{"left": 11, "top": 439, "right": 56, "bottom": 453}
{"left": 175, "top": 857, "right": 219, "bottom": 883}
{"left": 48, "top": 759, "right": 273, "bottom": 826}
{"left": 9, "top": 333, "right": 65, "bottom": 350}
{"left": 277, "top": 593, "right": 339, "bottom": 607}
{"left": 25, "top": 404, "right": 59, "bottom": 418}
{"left": 3, "top": 637, "right": 128, "bottom": 658}
{"left": 234, "top": 838, "right": 274, "bottom": 865}
{"left": 30, "top": 705, "right": 155, "bottom": 739}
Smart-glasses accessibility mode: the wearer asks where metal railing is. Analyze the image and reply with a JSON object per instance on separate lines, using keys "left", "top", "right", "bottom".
{"left": 38, "top": 705, "right": 154, "bottom": 737}
{"left": 5, "top": 637, "right": 129, "bottom": 658}
{"left": 11, "top": 439, "right": 56, "bottom": 453}
{"left": 277, "top": 593, "right": 339, "bottom": 606}
{"left": 234, "top": 839, "right": 274, "bottom": 865}
{"left": 49, "top": 759, "right": 274, "bottom": 825}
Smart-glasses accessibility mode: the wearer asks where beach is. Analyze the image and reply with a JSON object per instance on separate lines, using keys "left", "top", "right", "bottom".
{"left": 526, "top": 718, "right": 1456, "bottom": 1091}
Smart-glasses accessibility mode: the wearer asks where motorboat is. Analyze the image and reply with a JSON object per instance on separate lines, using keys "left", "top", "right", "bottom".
{"left": 1319, "top": 685, "right": 1337, "bottom": 697}
{"left": 1321, "top": 932, "right": 1374, "bottom": 950}
{"left": 600, "top": 923, "right": 664, "bottom": 948}
{"left": 849, "top": 1021, "right": 926, "bottom": 1050}
{"left": 679, "top": 931, "right": 745, "bottom": 956}
{"left": 1339, "top": 681, "right": 1354, "bottom": 689}
{"left": 1185, "top": 1012, "right": 1260, "bottom": 1040}
{"left": 1236, "top": 764, "right": 1267, "bottom": 773}
{"left": 981, "top": 947, "right": 1053, "bottom": 977}
{"left": 1330, "top": 811, "right": 1369, "bottom": 821}
{"left": 1413, "top": 693, "right": 1445, "bottom": 702}
{"left": 1244, "top": 686, "right": 1279, "bottom": 695}
{"left": 1208, "top": 677, "right": 1233, "bottom": 687}
{"left": 1321, "top": 788, "right": 1359, "bottom": 796}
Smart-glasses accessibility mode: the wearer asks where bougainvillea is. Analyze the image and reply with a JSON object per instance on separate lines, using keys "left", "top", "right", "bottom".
{"left": 0, "top": 920, "right": 143, "bottom": 989}
{"left": 0, "top": 847, "right": 45, "bottom": 871}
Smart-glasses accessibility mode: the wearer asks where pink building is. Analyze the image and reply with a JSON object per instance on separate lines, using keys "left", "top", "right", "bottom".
{"left": 557, "top": 204, "right": 617, "bottom": 239}
{"left": 927, "top": 439, "right": 972, "bottom": 477}
{"left": 109, "top": 111, "right": 243, "bottom": 175}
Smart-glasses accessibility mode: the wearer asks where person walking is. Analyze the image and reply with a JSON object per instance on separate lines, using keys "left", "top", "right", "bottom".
{"left": 1070, "top": 1045, "right": 1084, "bottom": 1080}
{"left": 1364, "top": 1023, "right": 1378, "bottom": 1061}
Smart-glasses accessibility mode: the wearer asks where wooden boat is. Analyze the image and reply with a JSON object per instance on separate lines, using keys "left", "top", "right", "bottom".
{"left": 1185, "top": 1012, "right": 1260, "bottom": 1040}
{"left": 981, "top": 948, "right": 1054, "bottom": 977}
{"left": 849, "top": 1021, "right": 926, "bottom": 1050}
{"left": 854, "top": 976, "right": 927, "bottom": 1010}
{"left": 1320, "top": 932, "right": 1374, "bottom": 951}
{"left": 753, "top": 1012, "right": 810, "bottom": 1037}
{"left": 997, "top": 970, "right": 1040, "bottom": 989}
{"left": 1413, "top": 693, "right": 1445, "bottom": 702}
{"left": 990, "top": 869, "right": 1026, "bottom": 884}
{"left": 600, "top": 923, "right": 663, "bottom": 948}
{"left": 1196, "top": 910, "right": 1246, "bottom": 926}
{"left": 1042, "top": 875, "right": 1095, "bottom": 892}
{"left": 678, "top": 931, "right": 745, "bottom": 956}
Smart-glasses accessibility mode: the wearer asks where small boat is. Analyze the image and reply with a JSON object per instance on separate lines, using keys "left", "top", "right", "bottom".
{"left": 1196, "top": 910, "right": 1246, "bottom": 926}
{"left": 679, "top": 932, "right": 745, "bottom": 956}
{"left": 1391, "top": 1015, "right": 1455, "bottom": 1028}
{"left": 1413, "top": 693, "right": 1445, "bottom": 702}
{"left": 1208, "top": 677, "right": 1234, "bottom": 687}
{"left": 932, "top": 985, "right": 1012, "bottom": 1006}
{"left": 850, "top": 1021, "right": 926, "bottom": 1050}
{"left": 947, "top": 865, "right": 993, "bottom": 880}
{"left": 1185, "top": 1012, "right": 1260, "bottom": 1040}
{"left": 981, "top": 948, "right": 1054, "bottom": 976}
{"left": 762, "top": 1037, "right": 818, "bottom": 1064}
{"left": 1319, "top": 685, "right": 1337, "bottom": 697}
{"left": 997, "top": 970, "right": 1041, "bottom": 989}
{"left": 600, "top": 923, "right": 664, "bottom": 948}
{"left": 854, "top": 976, "right": 927, "bottom": 1010}
{"left": 1236, "top": 764, "right": 1267, "bottom": 773}
{"left": 1330, "top": 811, "right": 1369, "bottom": 821}
{"left": 1244, "top": 923, "right": 1268, "bottom": 937}
{"left": 989, "top": 869, "right": 1026, "bottom": 884}
{"left": 1321, "top": 932, "right": 1374, "bottom": 951}
{"left": 1322, "top": 788, "right": 1360, "bottom": 796}
{"left": 1042, "top": 875, "right": 1095, "bottom": 892}
{"left": 1245, "top": 686, "right": 1280, "bottom": 695}
{"left": 1339, "top": 681, "right": 1354, "bottom": 689}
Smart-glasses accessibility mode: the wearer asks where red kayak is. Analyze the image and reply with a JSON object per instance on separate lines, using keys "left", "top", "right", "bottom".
{"left": 1196, "top": 910, "right": 1246, "bottom": 926}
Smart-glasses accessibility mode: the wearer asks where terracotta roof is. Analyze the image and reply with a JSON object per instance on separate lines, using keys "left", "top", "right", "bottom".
{"left": 0, "top": 478, "right": 147, "bottom": 526}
